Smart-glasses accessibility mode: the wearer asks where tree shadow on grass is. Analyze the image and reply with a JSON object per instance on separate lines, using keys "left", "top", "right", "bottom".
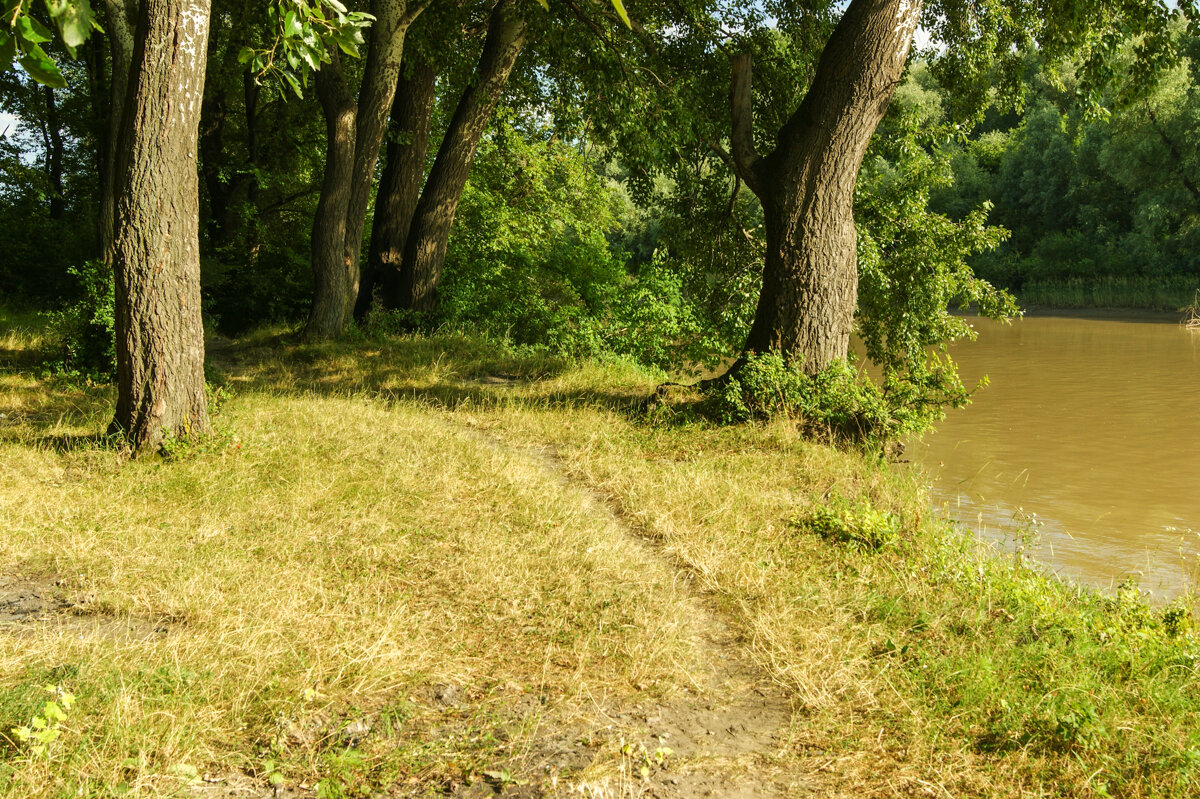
{"left": 210, "top": 330, "right": 665, "bottom": 416}
{"left": 0, "top": 375, "right": 116, "bottom": 451}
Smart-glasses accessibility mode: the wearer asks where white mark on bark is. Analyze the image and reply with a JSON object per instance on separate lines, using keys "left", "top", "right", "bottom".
{"left": 894, "top": 0, "right": 921, "bottom": 62}
{"left": 177, "top": 2, "right": 210, "bottom": 123}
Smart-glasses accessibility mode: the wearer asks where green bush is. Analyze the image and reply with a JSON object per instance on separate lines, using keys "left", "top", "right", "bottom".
{"left": 797, "top": 501, "right": 902, "bottom": 551}
{"left": 44, "top": 259, "right": 116, "bottom": 380}
{"left": 703, "top": 353, "right": 899, "bottom": 443}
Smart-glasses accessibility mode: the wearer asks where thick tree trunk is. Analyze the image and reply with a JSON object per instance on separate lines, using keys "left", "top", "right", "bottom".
{"left": 393, "top": 0, "right": 527, "bottom": 313}
{"left": 357, "top": 54, "right": 436, "bottom": 318}
{"left": 729, "top": 0, "right": 922, "bottom": 375}
{"left": 303, "top": 0, "right": 423, "bottom": 340}
{"left": 243, "top": 69, "right": 262, "bottom": 261}
{"left": 108, "top": 0, "right": 212, "bottom": 451}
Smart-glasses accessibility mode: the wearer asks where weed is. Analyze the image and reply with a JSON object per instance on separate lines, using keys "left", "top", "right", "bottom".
{"left": 10, "top": 685, "right": 75, "bottom": 760}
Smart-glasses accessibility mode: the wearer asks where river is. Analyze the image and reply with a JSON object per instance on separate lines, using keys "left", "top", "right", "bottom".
{"left": 908, "top": 312, "right": 1200, "bottom": 599}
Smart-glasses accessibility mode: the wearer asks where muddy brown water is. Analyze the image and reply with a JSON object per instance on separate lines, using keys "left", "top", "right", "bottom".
{"left": 906, "top": 312, "right": 1200, "bottom": 599}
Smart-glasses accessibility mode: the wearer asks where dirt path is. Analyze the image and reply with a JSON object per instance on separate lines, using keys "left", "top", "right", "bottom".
{"left": 456, "top": 427, "right": 812, "bottom": 798}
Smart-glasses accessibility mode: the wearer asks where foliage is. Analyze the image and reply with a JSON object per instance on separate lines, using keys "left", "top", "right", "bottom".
{"left": 10, "top": 684, "right": 75, "bottom": 759}
{"left": 237, "top": 1, "right": 375, "bottom": 100}
{"left": 703, "top": 353, "right": 910, "bottom": 444}
{"left": 1, "top": 0, "right": 100, "bottom": 87}
{"left": 43, "top": 259, "right": 115, "bottom": 379}
{"left": 932, "top": 31, "right": 1200, "bottom": 306}
{"left": 797, "top": 501, "right": 901, "bottom": 552}
{"left": 437, "top": 118, "right": 702, "bottom": 367}
{"left": 857, "top": 74, "right": 1018, "bottom": 430}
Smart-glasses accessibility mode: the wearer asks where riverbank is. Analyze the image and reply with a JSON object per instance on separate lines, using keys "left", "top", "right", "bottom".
{"left": 2, "top": 317, "right": 1199, "bottom": 797}
{"left": 1016, "top": 275, "right": 1199, "bottom": 312}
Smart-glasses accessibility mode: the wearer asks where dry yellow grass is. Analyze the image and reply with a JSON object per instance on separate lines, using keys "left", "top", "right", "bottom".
{"left": 0, "top": 344, "right": 701, "bottom": 797}
{"left": 3, "top": 324, "right": 1199, "bottom": 798}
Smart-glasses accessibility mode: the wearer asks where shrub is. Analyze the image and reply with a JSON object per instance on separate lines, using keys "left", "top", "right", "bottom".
{"left": 703, "top": 353, "right": 899, "bottom": 443}
{"left": 795, "top": 501, "right": 902, "bottom": 551}
{"left": 44, "top": 259, "right": 116, "bottom": 380}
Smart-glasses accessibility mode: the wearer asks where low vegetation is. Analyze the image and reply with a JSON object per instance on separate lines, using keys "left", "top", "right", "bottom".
{"left": 2, "top": 313, "right": 1198, "bottom": 797}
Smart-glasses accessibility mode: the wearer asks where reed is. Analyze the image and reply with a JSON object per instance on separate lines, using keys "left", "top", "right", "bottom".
{"left": 1019, "top": 275, "right": 1200, "bottom": 311}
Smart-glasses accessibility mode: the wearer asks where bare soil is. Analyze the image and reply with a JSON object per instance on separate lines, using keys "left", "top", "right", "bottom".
{"left": 0, "top": 573, "right": 171, "bottom": 640}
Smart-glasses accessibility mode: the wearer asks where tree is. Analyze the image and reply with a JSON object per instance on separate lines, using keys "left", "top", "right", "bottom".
{"left": 4, "top": 0, "right": 374, "bottom": 449}
{"left": 106, "top": 0, "right": 213, "bottom": 449}
{"left": 362, "top": 0, "right": 529, "bottom": 315}
{"left": 303, "top": 0, "right": 431, "bottom": 341}
{"left": 723, "top": 0, "right": 1180, "bottom": 376}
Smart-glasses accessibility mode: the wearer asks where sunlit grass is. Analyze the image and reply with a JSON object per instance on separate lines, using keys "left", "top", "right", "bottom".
{"left": 1, "top": 311, "right": 1199, "bottom": 797}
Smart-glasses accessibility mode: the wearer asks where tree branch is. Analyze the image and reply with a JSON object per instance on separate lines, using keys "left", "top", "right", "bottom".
{"left": 1146, "top": 106, "right": 1200, "bottom": 208}
{"left": 730, "top": 52, "right": 764, "bottom": 196}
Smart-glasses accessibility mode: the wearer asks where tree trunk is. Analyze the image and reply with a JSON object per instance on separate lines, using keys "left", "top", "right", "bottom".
{"left": 357, "top": 53, "right": 436, "bottom": 318}
{"left": 43, "top": 87, "right": 65, "bottom": 219}
{"left": 393, "top": 0, "right": 527, "bottom": 313}
{"left": 306, "top": 51, "right": 359, "bottom": 341}
{"left": 729, "top": 0, "right": 922, "bottom": 375}
{"left": 98, "top": 0, "right": 138, "bottom": 259}
{"left": 108, "top": 0, "right": 212, "bottom": 451}
{"left": 199, "top": 87, "right": 232, "bottom": 244}
{"left": 303, "top": 0, "right": 424, "bottom": 340}
{"left": 243, "top": 68, "right": 262, "bottom": 262}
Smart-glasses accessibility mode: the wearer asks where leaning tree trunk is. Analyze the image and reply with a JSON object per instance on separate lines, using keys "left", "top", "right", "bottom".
{"left": 356, "top": 53, "right": 436, "bottom": 319}
{"left": 108, "top": 0, "right": 212, "bottom": 451}
{"left": 729, "top": 0, "right": 922, "bottom": 375}
{"left": 303, "top": 0, "right": 423, "bottom": 340}
{"left": 393, "top": 0, "right": 527, "bottom": 313}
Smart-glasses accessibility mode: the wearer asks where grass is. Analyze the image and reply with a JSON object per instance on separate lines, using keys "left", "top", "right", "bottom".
{"left": 1019, "top": 275, "right": 1200, "bottom": 311}
{"left": 2, "top": 311, "right": 1200, "bottom": 796}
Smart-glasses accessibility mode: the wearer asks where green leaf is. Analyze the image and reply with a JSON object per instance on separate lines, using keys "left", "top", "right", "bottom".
{"left": 237, "top": 45, "right": 255, "bottom": 65}
{"left": 283, "top": 10, "right": 302, "bottom": 38}
{"left": 18, "top": 45, "right": 67, "bottom": 87}
{"left": 609, "top": 0, "right": 631, "bottom": 28}
{"left": 533, "top": 0, "right": 548, "bottom": 9}
{"left": 42, "top": 701, "right": 66, "bottom": 723}
{"left": 330, "top": 28, "right": 360, "bottom": 57}
{"left": 281, "top": 68, "right": 302, "bottom": 99}
{"left": 16, "top": 15, "right": 53, "bottom": 44}
{"left": 45, "top": 0, "right": 95, "bottom": 53}
{"left": 0, "top": 31, "right": 15, "bottom": 66}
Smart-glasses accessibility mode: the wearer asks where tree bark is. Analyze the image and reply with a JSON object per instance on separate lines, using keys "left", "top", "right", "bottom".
{"left": 356, "top": 53, "right": 436, "bottom": 318}
{"left": 98, "top": 0, "right": 138, "bottom": 259}
{"left": 729, "top": 0, "right": 922, "bottom": 375}
{"left": 108, "top": 0, "right": 212, "bottom": 451}
{"left": 393, "top": 0, "right": 527, "bottom": 313}
{"left": 306, "top": 50, "right": 359, "bottom": 340}
{"left": 43, "top": 87, "right": 65, "bottom": 219}
{"left": 303, "top": 0, "right": 426, "bottom": 340}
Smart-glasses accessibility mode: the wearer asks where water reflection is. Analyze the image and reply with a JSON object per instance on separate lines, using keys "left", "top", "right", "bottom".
{"left": 907, "top": 313, "right": 1200, "bottom": 598}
